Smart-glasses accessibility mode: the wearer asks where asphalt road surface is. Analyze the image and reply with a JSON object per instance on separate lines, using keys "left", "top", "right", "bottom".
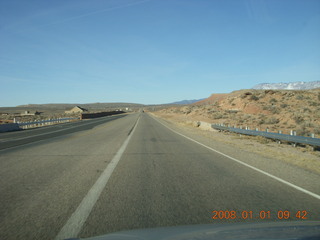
{"left": 0, "top": 112, "right": 319, "bottom": 240}
{"left": 0, "top": 114, "right": 127, "bottom": 150}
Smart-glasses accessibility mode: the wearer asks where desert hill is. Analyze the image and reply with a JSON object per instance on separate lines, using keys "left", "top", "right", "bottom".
{"left": 156, "top": 88, "right": 320, "bottom": 137}
{"left": 16, "top": 102, "right": 144, "bottom": 110}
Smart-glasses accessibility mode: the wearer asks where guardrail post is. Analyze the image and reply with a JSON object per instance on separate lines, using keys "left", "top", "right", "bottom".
{"left": 311, "top": 133, "right": 315, "bottom": 138}
{"left": 290, "top": 130, "right": 296, "bottom": 136}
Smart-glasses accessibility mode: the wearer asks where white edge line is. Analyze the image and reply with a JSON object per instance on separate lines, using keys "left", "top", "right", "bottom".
{"left": 55, "top": 116, "right": 140, "bottom": 240}
{"left": 150, "top": 114, "right": 320, "bottom": 201}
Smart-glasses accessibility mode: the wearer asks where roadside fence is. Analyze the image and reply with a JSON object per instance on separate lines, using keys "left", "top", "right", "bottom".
{"left": 15, "top": 117, "right": 80, "bottom": 129}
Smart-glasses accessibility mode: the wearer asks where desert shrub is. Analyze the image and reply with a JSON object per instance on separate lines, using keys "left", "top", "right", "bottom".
{"left": 269, "top": 98, "right": 277, "bottom": 103}
{"left": 293, "top": 115, "right": 304, "bottom": 124}
{"left": 262, "top": 105, "right": 279, "bottom": 114}
{"left": 265, "top": 117, "right": 279, "bottom": 124}
{"left": 265, "top": 90, "right": 276, "bottom": 94}
{"left": 271, "top": 107, "right": 280, "bottom": 114}
{"left": 296, "top": 95, "right": 304, "bottom": 100}
{"left": 309, "top": 101, "right": 318, "bottom": 106}
{"left": 213, "top": 113, "right": 224, "bottom": 119}
{"left": 207, "top": 109, "right": 216, "bottom": 114}
{"left": 318, "top": 93, "right": 320, "bottom": 101}
{"left": 280, "top": 103, "right": 288, "bottom": 108}
{"left": 250, "top": 95, "right": 259, "bottom": 101}
{"left": 301, "top": 121, "right": 315, "bottom": 128}
{"left": 242, "top": 114, "right": 252, "bottom": 120}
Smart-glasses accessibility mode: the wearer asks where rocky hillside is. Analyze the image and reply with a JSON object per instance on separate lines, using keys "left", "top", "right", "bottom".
{"left": 155, "top": 88, "right": 320, "bottom": 137}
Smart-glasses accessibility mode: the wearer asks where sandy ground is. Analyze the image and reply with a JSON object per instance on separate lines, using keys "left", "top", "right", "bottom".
{"left": 150, "top": 112, "right": 320, "bottom": 175}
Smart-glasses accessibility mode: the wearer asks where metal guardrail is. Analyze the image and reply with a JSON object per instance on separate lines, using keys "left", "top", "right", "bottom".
{"left": 212, "top": 124, "right": 320, "bottom": 147}
{"left": 17, "top": 117, "right": 80, "bottom": 128}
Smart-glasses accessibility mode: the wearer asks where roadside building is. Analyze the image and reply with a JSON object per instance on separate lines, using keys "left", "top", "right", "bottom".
{"left": 21, "top": 110, "right": 41, "bottom": 116}
{"left": 65, "top": 106, "right": 88, "bottom": 114}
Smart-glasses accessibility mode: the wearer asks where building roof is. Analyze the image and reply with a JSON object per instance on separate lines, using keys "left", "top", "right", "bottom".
{"left": 74, "top": 106, "right": 88, "bottom": 111}
{"left": 65, "top": 106, "right": 88, "bottom": 113}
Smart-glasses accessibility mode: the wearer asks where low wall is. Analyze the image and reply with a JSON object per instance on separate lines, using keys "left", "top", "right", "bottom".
{"left": 0, "top": 123, "right": 21, "bottom": 133}
{"left": 199, "top": 121, "right": 216, "bottom": 131}
{"left": 185, "top": 120, "right": 217, "bottom": 131}
{"left": 81, "top": 111, "right": 125, "bottom": 120}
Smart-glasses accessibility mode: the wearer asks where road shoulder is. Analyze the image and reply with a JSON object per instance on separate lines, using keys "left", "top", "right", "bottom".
{"left": 148, "top": 112, "right": 320, "bottom": 196}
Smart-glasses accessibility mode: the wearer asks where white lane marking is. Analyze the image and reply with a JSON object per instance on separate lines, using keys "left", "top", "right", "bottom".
{"left": 55, "top": 116, "right": 140, "bottom": 240}
{"left": 0, "top": 115, "right": 124, "bottom": 143}
{"left": 150, "top": 115, "right": 320, "bottom": 200}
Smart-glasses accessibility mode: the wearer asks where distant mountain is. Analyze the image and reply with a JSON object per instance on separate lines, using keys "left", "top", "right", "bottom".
{"left": 252, "top": 81, "right": 320, "bottom": 90}
{"left": 168, "top": 99, "right": 205, "bottom": 105}
{"left": 16, "top": 102, "right": 144, "bottom": 110}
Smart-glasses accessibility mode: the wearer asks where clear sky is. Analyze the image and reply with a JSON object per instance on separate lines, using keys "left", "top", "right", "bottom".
{"left": 1, "top": 0, "right": 320, "bottom": 106}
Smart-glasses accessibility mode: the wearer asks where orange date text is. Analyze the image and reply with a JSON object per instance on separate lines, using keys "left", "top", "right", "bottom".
{"left": 211, "top": 210, "right": 308, "bottom": 220}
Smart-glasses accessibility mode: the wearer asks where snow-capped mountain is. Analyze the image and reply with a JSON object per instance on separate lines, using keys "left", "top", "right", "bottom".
{"left": 252, "top": 81, "right": 320, "bottom": 90}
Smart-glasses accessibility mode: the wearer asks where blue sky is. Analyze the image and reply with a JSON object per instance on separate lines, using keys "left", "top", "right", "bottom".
{"left": 1, "top": 0, "right": 319, "bottom": 106}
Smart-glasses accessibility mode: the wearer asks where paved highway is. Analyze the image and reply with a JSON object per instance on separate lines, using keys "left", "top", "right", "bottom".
{"left": 0, "top": 112, "right": 319, "bottom": 240}
{"left": 0, "top": 114, "right": 127, "bottom": 150}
